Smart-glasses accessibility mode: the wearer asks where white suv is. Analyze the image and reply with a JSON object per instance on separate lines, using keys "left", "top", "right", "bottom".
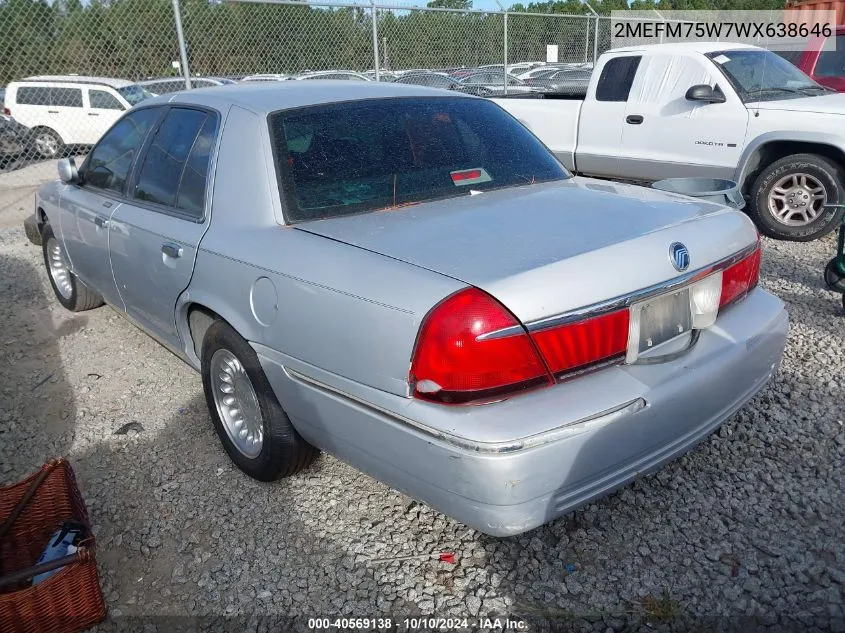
{"left": 3, "top": 76, "right": 152, "bottom": 159}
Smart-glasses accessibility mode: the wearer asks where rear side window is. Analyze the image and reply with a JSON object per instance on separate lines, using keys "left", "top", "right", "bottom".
{"left": 84, "top": 108, "right": 160, "bottom": 193}
{"left": 16, "top": 86, "right": 83, "bottom": 107}
{"left": 89, "top": 90, "right": 123, "bottom": 110}
{"left": 815, "top": 36, "right": 845, "bottom": 77}
{"left": 595, "top": 56, "right": 641, "bottom": 102}
{"left": 133, "top": 108, "right": 216, "bottom": 219}
{"left": 269, "top": 96, "right": 568, "bottom": 223}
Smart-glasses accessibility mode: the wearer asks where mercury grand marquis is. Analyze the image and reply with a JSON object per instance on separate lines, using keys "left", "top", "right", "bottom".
{"left": 25, "top": 81, "right": 789, "bottom": 536}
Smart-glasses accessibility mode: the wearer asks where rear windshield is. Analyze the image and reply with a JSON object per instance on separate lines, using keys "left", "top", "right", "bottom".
{"left": 269, "top": 96, "right": 568, "bottom": 222}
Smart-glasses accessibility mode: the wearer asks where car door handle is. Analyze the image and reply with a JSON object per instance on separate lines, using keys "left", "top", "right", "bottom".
{"left": 94, "top": 216, "right": 109, "bottom": 228}
{"left": 47, "top": 110, "right": 59, "bottom": 114}
{"left": 626, "top": 115, "right": 644, "bottom": 125}
{"left": 102, "top": 201, "right": 112, "bottom": 208}
{"left": 88, "top": 112, "right": 99, "bottom": 117}
{"left": 161, "top": 243, "right": 183, "bottom": 259}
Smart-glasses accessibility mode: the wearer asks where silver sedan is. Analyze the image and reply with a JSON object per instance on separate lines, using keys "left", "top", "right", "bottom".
{"left": 27, "top": 82, "right": 788, "bottom": 536}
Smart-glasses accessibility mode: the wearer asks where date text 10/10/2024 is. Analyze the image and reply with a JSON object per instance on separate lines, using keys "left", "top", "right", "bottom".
{"left": 307, "top": 618, "right": 529, "bottom": 630}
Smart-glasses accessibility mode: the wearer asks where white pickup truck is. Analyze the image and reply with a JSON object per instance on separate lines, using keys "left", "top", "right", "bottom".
{"left": 495, "top": 42, "right": 845, "bottom": 241}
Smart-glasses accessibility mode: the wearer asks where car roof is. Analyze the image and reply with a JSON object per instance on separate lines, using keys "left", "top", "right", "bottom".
{"left": 17, "top": 75, "right": 136, "bottom": 88}
{"left": 609, "top": 42, "right": 760, "bottom": 54}
{"left": 149, "top": 81, "right": 474, "bottom": 114}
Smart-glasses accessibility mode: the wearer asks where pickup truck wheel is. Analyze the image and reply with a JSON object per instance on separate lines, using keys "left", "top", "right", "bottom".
{"left": 41, "top": 224, "right": 104, "bottom": 311}
{"left": 32, "top": 127, "right": 64, "bottom": 160}
{"left": 201, "top": 321, "right": 318, "bottom": 481}
{"left": 750, "top": 153, "right": 844, "bottom": 242}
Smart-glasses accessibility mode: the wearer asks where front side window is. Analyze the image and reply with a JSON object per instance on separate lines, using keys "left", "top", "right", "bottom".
{"left": 133, "top": 108, "right": 216, "bottom": 219}
{"left": 595, "top": 56, "right": 641, "bottom": 102}
{"left": 84, "top": 108, "right": 160, "bottom": 193}
{"left": 270, "top": 96, "right": 569, "bottom": 223}
{"left": 89, "top": 90, "right": 124, "bottom": 110}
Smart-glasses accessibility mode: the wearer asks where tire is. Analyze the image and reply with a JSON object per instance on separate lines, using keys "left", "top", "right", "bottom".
{"left": 41, "top": 224, "right": 104, "bottom": 312}
{"left": 749, "top": 153, "right": 845, "bottom": 242}
{"left": 201, "top": 320, "right": 318, "bottom": 481}
{"left": 31, "top": 127, "right": 64, "bottom": 160}
{"left": 824, "top": 257, "right": 845, "bottom": 293}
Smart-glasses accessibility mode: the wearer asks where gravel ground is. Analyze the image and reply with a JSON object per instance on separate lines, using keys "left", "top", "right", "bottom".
{"left": 1, "top": 182, "right": 844, "bottom": 633}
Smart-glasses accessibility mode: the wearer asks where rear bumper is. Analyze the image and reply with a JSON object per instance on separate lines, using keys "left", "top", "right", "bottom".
{"left": 23, "top": 213, "right": 42, "bottom": 246}
{"left": 256, "top": 288, "right": 788, "bottom": 537}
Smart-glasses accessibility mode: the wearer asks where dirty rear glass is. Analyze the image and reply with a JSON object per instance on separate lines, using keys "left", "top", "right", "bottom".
{"left": 269, "top": 96, "right": 568, "bottom": 222}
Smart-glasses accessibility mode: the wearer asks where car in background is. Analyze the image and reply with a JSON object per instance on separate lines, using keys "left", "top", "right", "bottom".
{"left": 27, "top": 81, "right": 787, "bottom": 537}
{"left": 294, "top": 71, "right": 371, "bottom": 81}
{"left": 394, "top": 72, "right": 494, "bottom": 96}
{"left": 241, "top": 74, "right": 291, "bottom": 82}
{"left": 362, "top": 70, "right": 398, "bottom": 82}
{"left": 138, "top": 76, "right": 236, "bottom": 96}
{"left": 458, "top": 71, "right": 535, "bottom": 95}
{"left": 4, "top": 76, "right": 153, "bottom": 158}
{"left": 0, "top": 113, "right": 34, "bottom": 168}
{"left": 775, "top": 26, "right": 845, "bottom": 91}
{"left": 523, "top": 68, "right": 593, "bottom": 96}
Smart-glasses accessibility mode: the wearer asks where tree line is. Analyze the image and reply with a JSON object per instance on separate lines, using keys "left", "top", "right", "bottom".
{"left": 0, "top": 0, "right": 789, "bottom": 84}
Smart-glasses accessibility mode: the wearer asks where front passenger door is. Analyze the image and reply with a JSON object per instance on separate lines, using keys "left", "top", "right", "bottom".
{"left": 109, "top": 107, "right": 219, "bottom": 349}
{"left": 60, "top": 107, "right": 161, "bottom": 308}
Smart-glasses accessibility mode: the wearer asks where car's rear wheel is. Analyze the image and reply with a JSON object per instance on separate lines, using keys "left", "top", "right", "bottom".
{"left": 749, "top": 153, "right": 844, "bottom": 242}
{"left": 201, "top": 320, "right": 318, "bottom": 481}
{"left": 32, "top": 127, "right": 64, "bottom": 160}
{"left": 41, "top": 224, "right": 104, "bottom": 312}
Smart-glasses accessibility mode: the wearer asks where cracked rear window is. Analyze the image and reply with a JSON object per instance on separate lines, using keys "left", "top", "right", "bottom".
{"left": 269, "top": 96, "right": 568, "bottom": 222}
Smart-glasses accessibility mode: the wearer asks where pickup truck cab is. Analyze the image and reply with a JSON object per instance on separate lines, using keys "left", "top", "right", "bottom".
{"left": 495, "top": 42, "right": 845, "bottom": 241}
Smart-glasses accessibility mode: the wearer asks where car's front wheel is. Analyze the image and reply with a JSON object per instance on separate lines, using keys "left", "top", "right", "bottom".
{"left": 749, "top": 153, "right": 844, "bottom": 242}
{"left": 41, "top": 224, "right": 104, "bottom": 311}
{"left": 201, "top": 320, "right": 318, "bottom": 481}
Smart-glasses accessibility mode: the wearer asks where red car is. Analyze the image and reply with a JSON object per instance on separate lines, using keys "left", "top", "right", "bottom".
{"left": 778, "top": 25, "right": 845, "bottom": 91}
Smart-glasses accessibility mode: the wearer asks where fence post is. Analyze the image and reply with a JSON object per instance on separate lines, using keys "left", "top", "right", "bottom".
{"left": 371, "top": 0, "right": 380, "bottom": 81}
{"left": 503, "top": 11, "right": 508, "bottom": 96}
{"left": 584, "top": 16, "right": 590, "bottom": 62}
{"left": 171, "top": 0, "right": 191, "bottom": 89}
{"left": 592, "top": 15, "right": 599, "bottom": 65}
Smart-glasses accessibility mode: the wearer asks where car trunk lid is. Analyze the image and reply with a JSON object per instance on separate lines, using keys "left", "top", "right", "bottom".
{"left": 294, "top": 177, "right": 757, "bottom": 324}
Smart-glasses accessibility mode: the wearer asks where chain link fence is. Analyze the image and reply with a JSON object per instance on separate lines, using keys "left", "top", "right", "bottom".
{"left": 0, "top": 0, "right": 664, "bottom": 187}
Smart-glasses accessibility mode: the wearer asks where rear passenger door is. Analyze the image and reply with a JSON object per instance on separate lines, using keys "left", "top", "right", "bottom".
{"left": 109, "top": 107, "right": 219, "bottom": 349}
{"left": 86, "top": 89, "right": 127, "bottom": 143}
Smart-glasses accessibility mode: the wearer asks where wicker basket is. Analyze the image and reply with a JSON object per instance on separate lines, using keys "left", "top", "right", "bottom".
{"left": 0, "top": 458, "right": 106, "bottom": 633}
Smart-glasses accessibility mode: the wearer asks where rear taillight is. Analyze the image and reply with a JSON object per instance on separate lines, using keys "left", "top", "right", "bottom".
{"left": 2, "top": 107, "right": 9, "bottom": 116}
{"left": 720, "top": 245, "right": 761, "bottom": 309}
{"left": 411, "top": 242, "right": 761, "bottom": 405}
{"left": 529, "top": 309, "right": 630, "bottom": 378}
{"left": 409, "top": 288, "right": 551, "bottom": 404}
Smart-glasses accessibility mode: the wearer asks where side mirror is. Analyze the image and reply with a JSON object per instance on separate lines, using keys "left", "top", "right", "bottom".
{"left": 685, "top": 84, "right": 726, "bottom": 104}
{"left": 57, "top": 157, "right": 79, "bottom": 184}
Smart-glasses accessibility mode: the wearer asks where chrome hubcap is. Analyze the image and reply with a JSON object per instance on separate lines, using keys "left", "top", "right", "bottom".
{"left": 767, "top": 173, "right": 826, "bottom": 226}
{"left": 35, "top": 133, "right": 58, "bottom": 158}
{"left": 46, "top": 237, "right": 73, "bottom": 300}
{"left": 210, "top": 349, "right": 264, "bottom": 458}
